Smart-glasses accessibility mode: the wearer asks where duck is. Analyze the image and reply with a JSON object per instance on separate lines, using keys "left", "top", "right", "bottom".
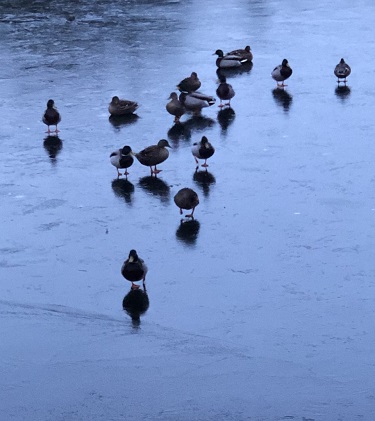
{"left": 134, "top": 139, "right": 171, "bottom": 175}
{"left": 166, "top": 92, "right": 186, "bottom": 123}
{"left": 108, "top": 96, "right": 138, "bottom": 116}
{"left": 121, "top": 249, "right": 148, "bottom": 289}
{"left": 271, "top": 59, "right": 293, "bottom": 87}
{"left": 334, "top": 58, "right": 351, "bottom": 84}
{"left": 43, "top": 99, "right": 61, "bottom": 133}
{"left": 177, "top": 72, "right": 201, "bottom": 93}
{"left": 110, "top": 145, "right": 134, "bottom": 178}
{"left": 179, "top": 91, "right": 216, "bottom": 115}
{"left": 192, "top": 136, "right": 215, "bottom": 167}
{"left": 227, "top": 45, "right": 253, "bottom": 62}
{"left": 216, "top": 75, "right": 235, "bottom": 108}
{"left": 213, "top": 49, "right": 244, "bottom": 68}
{"left": 174, "top": 188, "right": 199, "bottom": 218}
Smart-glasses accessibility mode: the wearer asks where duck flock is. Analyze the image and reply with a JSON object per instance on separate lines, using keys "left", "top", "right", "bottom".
{"left": 42, "top": 50, "right": 352, "bottom": 306}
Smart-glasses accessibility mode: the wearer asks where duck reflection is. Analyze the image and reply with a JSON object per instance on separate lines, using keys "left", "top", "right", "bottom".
{"left": 217, "top": 107, "right": 235, "bottom": 131}
{"left": 167, "top": 122, "right": 192, "bottom": 144}
{"left": 43, "top": 135, "right": 63, "bottom": 162}
{"left": 335, "top": 85, "right": 351, "bottom": 102}
{"left": 176, "top": 219, "right": 200, "bottom": 247}
{"left": 193, "top": 169, "right": 216, "bottom": 198}
{"left": 122, "top": 284, "right": 149, "bottom": 328}
{"left": 272, "top": 88, "right": 293, "bottom": 112}
{"left": 183, "top": 115, "right": 215, "bottom": 133}
{"left": 138, "top": 175, "right": 170, "bottom": 203}
{"left": 111, "top": 178, "right": 135, "bottom": 205}
{"left": 109, "top": 114, "right": 139, "bottom": 130}
{"left": 216, "top": 62, "right": 253, "bottom": 79}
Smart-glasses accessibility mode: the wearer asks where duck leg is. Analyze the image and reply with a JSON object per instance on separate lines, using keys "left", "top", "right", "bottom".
{"left": 152, "top": 165, "right": 162, "bottom": 175}
{"left": 117, "top": 169, "right": 122, "bottom": 178}
{"left": 201, "top": 159, "right": 209, "bottom": 168}
{"left": 185, "top": 207, "right": 196, "bottom": 218}
{"left": 131, "top": 282, "right": 140, "bottom": 289}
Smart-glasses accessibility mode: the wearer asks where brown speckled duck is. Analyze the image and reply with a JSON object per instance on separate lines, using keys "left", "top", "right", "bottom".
{"left": 43, "top": 99, "right": 61, "bottom": 133}
{"left": 166, "top": 92, "right": 186, "bottom": 123}
{"left": 134, "top": 139, "right": 171, "bottom": 175}
{"left": 108, "top": 96, "right": 138, "bottom": 116}
{"left": 334, "top": 58, "right": 351, "bottom": 84}
{"left": 174, "top": 188, "right": 199, "bottom": 218}
{"left": 177, "top": 72, "right": 201, "bottom": 93}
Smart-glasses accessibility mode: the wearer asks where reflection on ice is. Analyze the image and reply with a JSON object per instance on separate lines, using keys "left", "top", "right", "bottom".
{"left": 217, "top": 107, "right": 235, "bottom": 131}
{"left": 272, "top": 88, "right": 293, "bottom": 112}
{"left": 193, "top": 169, "right": 216, "bottom": 198}
{"left": 335, "top": 85, "right": 351, "bottom": 102}
{"left": 175, "top": 219, "right": 200, "bottom": 247}
{"left": 167, "top": 122, "right": 192, "bottom": 143}
{"left": 43, "top": 135, "right": 63, "bottom": 162}
{"left": 216, "top": 61, "right": 253, "bottom": 79}
{"left": 122, "top": 285, "right": 149, "bottom": 328}
{"left": 138, "top": 175, "right": 170, "bottom": 203}
{"left": 111, "top": 178, "right": 135, "bottom": 205}
{"left": 109, "top": 114, "right": 140, "bottom": 130}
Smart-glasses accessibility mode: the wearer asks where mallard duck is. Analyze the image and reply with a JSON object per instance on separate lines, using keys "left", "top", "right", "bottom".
{"left": 108, "top": 96, "right": 138, "bottom": 116}
{"left": 179, "top": 92, "right": 216, "bottom": 115}
{"left": 121, "top": 249, "right": 148, "bottom": 289}
{"left": 334, "top": 58, "right": 351, "bottom": 84}
{"left": 134, "top": 139, "right": 171, "bottom": 175}
{"left": 192, "top": 136, "right": 215, "bottom": 167}
{"left": 227, "top": 45, "right": 253, "bottom": 62}
{"left": 177, "top": 72, "right": 201, "bottom": 93}
{"left": 216, "top": 75, "right": 235, "bottom": 107}
{"left": 271, "top": 59, "right": 293, "bottom": 87}
{"left": 43, "top": 99, "right": 61, "bottom": 133}
{"left": 214, "top": 49, "right": 244, "bottom": 68}
{"left": 110, "top": 145, "right": 134, "bottom": 178}
{"left": 174, "top": 188, "right": 199, "bottom": 218}
{"left": 166, "top": 92, "right": 186, "bottom": 123}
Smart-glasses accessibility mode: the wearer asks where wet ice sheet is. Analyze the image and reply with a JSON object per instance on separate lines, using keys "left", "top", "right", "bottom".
{"left": 1, "top": 0, "right": 375, "bottom": 420}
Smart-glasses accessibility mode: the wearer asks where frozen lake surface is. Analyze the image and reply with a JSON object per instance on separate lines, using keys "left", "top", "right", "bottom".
{"left": 1, "top": 0, "right": 375, "bottom": 420}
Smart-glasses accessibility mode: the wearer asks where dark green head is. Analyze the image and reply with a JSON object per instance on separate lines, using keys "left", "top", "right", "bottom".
{"left": 214, "top": 49, "right": 224, "bottom": 57}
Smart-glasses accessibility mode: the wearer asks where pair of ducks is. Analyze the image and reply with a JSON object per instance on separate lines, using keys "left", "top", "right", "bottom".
{"left": 122, "top": 184, "right": 200, "bottom": 286}
{"left": 42, "top": 96, "right": 138, "bottom": 133}
{"left": 110, "top": 139, "right": 171, "bottom": 177}
{"left": 166, "top": 72, "right": 216, "bottom": 122}
{"left": 166, "top": 72, "right": 235, "bottom": 123}
{"left": 271, "top": 58, "right": 351, "bottom": 88}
